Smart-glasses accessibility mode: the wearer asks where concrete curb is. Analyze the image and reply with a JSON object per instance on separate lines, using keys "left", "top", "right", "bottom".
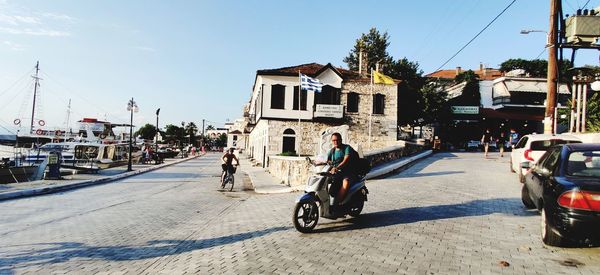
{"left": 365, "top": 150, "right": 433, "bottom": 180}
{"left": 244, "top": 150, "right": 433, "bottom": 194}
{"left": 0, "top": 154, "right": 202, "bottom": 202}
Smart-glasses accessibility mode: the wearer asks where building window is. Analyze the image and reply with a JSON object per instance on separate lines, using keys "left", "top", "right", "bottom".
{"left": 233, "top": 135, "right": 238, "bottom": 141}
{"left": 373, "top": 93, "right": 385, "bottom": 114}
{"left": 271, "top": 84, "right": 285, "bottom": 109}
{"left": 282, "top": 128, "right": 296, "bottom": 154}
{"left": 293, "top": 86, "right": 307, "bottom": 110}
{"left": 315, "top": 85, "right": 341, "bottom": 105}
{"left": 347, "top": 92, "right": 359, "bottom": 113}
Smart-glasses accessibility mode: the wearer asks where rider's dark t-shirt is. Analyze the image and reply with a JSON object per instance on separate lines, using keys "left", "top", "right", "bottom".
{"left": 224, "top": 153, "right": 235, "bottom": 165}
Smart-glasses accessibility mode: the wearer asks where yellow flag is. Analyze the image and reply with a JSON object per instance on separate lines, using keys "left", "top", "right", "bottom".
{"left": 373, "top": 71, "right": 395, "bottom": 85}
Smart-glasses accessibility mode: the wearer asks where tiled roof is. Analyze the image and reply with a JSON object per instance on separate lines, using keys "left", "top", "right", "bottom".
{"left": 426, "top": 68, "right": 503, "bottom": 80}
{"left": 257, "top": 63, "right": 365, "bottom": 80}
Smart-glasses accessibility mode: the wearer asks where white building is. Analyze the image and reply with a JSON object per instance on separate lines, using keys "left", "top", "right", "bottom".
{"left": 246, "top": 63, "right": 399, "bottom": 166}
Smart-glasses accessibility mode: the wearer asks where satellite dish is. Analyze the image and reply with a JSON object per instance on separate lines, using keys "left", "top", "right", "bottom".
{"left": 591, "top": 80, "right": 600, "bottom": 91}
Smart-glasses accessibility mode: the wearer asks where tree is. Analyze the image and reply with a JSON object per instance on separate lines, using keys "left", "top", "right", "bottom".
{"left": 559, "top": 91, "right": 600, "bottom": 132}
{"left": 216, "top": 133, "right": 227, "bottom": 147}
{"left": 185, "top": 122, "right": 198, "bottom": 145}
{"left": 343, "top": 28, "right": 394, "bottom": 73}
{"left": 164, "top": 124, "right": 184, "bottom": 144}
{"left": 392, "top": 58, "right": 426, "bottom": 126}
{"left": 134, "top": 123, "right": 157, "bottom": 140}
{"left": 499, "top": 58, "right": 573, "bottom": 78}
{"left": 452, "top": 70, "right": 481, "bottom": 106}
{"left": 205, "top": 124, "right": 215, "bottom": 131}
{"left": 420, "top": 82, "right": 452, "bottom": 125}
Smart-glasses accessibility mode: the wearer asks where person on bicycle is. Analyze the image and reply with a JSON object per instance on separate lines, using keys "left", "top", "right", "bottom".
{"left": 221, "top": 148, "right": 239, "bottom": 183}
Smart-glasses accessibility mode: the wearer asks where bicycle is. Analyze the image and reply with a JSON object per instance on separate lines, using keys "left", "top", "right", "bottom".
{"left": 220, "top": 165, "right": 237, "bottom": 191}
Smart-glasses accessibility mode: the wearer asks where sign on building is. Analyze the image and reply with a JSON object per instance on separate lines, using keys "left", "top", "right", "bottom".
{"left": 451, "top": 106, "right": 479, "bottom": 114}
{"left": 314, "top": 104, "right": 343, "bottom": 118}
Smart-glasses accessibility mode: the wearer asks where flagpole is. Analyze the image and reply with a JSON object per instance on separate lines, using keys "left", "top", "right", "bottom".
{"left": 298, "top": 71, "right": 302, "bottom": 126}
{"left": 369, "top": 68, "right": 373, "bottom": 150}
{"left": 298, "top": 71, "right": 302, "bottom": 155}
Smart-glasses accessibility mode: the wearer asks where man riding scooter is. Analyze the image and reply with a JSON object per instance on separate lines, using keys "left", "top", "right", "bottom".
{"left": 325, "top": 133, "right": 358, "bottom": 213}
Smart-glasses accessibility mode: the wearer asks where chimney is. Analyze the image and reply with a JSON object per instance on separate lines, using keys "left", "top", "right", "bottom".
{"left": 479, "top": 63, "right": 484, "bottom": 72}
{"left": 358, "top": 50, "right": 368, "bottom": 77}
{"left": 358, "top": 50, "right": 363, "bottom": 75}
{"left": 455, "top": 66, "right": 462, "bottom": 75}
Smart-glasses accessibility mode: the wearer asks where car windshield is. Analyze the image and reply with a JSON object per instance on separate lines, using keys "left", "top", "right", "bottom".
{"left": 566, "top": 150, "right": 600, "bottom": 178}
{"left": 530, "top": 139, "right": 580, "bottom": 151}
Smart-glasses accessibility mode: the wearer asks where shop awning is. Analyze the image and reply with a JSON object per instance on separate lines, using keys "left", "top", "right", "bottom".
{"left": 480, "top": 108, "right": 544, "bottom": 121}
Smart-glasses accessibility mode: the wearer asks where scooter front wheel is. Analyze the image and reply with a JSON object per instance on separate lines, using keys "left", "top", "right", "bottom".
{"left": 292, "top": 200, "right": 319, "bottom": 233}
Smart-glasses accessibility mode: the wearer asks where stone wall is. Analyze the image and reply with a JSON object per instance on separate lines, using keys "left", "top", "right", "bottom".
{"left": 267, "top": 141, "right": 425, "bottom": 188}
{"left": 364, "top": 141, "right": 424, "bottom": 168}
{"left": 268, "top": 155, "right": 311, "bottom": 188}
{"left": 342, "top": 81, "right": 398, "bottom": 150}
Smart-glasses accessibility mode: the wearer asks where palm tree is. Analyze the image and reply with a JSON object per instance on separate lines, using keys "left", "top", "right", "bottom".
{"left": 185, "top": 122, "right": 199, "bottom": 146}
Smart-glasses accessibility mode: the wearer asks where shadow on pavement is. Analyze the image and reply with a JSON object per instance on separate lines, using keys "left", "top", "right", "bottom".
{"left": 0, "top": 226, "right": 289, "bottom": 272}
{"left": 391, "top": 170, "right": 464, "bottom": 178}
{"left": 313, "top": 198, "right": 535, "bottom": 233}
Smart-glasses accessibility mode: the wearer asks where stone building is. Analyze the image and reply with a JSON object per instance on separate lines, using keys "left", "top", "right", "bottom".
{"left": 245, "top": 63, "right": 398, "bottom": 166}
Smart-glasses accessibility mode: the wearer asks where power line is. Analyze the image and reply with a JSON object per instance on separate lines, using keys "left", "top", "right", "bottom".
{"left": 582, "top": 0, "right": 592, "bottom": 9}
{"left": 434, "top": 0, "right": 518, "bottom": 72}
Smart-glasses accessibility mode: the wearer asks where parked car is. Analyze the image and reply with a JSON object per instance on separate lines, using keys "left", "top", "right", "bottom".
{"left": 466, "top": 140, "right": 480, "bottom": 151}
{"left": 521, "top": 143, "right": 600, "bottom": 246}
{"left": 510, "top": 134, "right": 581, "bottom": 183}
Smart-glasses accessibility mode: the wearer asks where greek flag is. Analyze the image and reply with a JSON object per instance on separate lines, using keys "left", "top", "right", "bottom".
{"left": 300, "top": 73, "right": 324, "bottom": 93}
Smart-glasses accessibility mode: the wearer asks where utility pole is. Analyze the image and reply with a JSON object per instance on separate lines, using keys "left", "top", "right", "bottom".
{"left": 544, "top": 0, "right": 559, "bottom": 134}
{"left": 201, "top": 119, "right": 205, "bottom": 147}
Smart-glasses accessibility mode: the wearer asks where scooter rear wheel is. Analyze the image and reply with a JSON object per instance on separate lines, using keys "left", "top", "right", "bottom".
{"left": 293, "top": 200, "right": 319, "bottom": 233}
{"left": 348, "top": 195, "right": 364, "bottom": 217}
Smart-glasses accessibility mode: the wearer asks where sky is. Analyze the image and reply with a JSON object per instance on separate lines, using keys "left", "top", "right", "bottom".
{"left": 1, "top": 0, "right": 599, "bottom": 135}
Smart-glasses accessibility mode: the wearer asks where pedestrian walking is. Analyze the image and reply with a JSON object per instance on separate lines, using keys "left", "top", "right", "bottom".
{"left": 497, "top": 132, "right": 507, "bottom": 157}
{"left": 481, "top": 129, "right": 493, "bottom": 158}
{"left": 509, "top": 128, "right": 519, "bottom": 148}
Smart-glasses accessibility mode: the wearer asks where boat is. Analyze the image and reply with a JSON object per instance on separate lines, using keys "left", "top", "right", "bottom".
{"left": 0, "top": 157, "right": 40, "bottom": 184}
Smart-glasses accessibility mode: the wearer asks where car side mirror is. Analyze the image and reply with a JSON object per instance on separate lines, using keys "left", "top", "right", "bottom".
{"left": 520, "top": 162, "right": 531, "bottom": 169}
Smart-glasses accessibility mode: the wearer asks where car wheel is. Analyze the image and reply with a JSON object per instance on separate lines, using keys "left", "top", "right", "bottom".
{"left": 541, "top": 208, "right": 566, "bottom": 247}
{"left": 521, "top": 184, "right": 535, "bottom": 209}
{"left": 510, "top": 159, "right": 515, "bottom": 173}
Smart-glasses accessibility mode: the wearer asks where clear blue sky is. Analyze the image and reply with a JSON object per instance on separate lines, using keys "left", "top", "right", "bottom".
{"left": 1, "top": 0, "right": 598, "bottom": 135}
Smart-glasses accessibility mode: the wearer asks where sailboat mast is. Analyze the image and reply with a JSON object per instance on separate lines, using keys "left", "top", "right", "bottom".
{"left": 30, "top": 61, "right": 40, "bottom": 134}
{"left": 66, "top": 99, "right": 72, "bottom": 131}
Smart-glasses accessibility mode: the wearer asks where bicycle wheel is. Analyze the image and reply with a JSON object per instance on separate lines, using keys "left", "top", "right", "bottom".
{"left": 220, "top": 172, "right": 226, "bottom": 189}
{"left": 228, "top": 175, "right": 234, "bottom": 191}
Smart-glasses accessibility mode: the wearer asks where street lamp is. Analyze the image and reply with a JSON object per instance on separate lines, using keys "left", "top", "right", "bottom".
{"left": 181, "top": 121, "right": 185, "bottom": 158}
{"left": 127, "top": 98, "right": 139, "bottom": 171}
{"left": 520, "top": 29, "right": 550, "bottom": 47}
{"left": 155, "top": 108, "right": 160, "bottom": 149}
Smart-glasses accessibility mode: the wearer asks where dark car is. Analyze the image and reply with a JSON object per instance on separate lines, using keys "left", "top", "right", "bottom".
{"left": 521, "top": 143, "right": 600, "bottom": 247}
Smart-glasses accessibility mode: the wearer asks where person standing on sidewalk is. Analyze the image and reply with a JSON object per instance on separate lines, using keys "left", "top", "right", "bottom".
{"left": 481, "top": 129, "right": 493, "bottom": 158}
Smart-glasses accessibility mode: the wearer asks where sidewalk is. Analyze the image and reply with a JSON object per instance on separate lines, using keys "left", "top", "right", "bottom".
{"left": 0, "top": 154, "right": 202, "bottom": 201}
{"left": 0, "top": 150, "right": 433, "bottom": 200}
{"left": 239, "top": 150, "right": 433, "bottom": 194}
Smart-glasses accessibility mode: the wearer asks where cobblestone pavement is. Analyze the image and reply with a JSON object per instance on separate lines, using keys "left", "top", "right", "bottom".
{"left": 0, "top": 152, "right": 599, "bottom": 274}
